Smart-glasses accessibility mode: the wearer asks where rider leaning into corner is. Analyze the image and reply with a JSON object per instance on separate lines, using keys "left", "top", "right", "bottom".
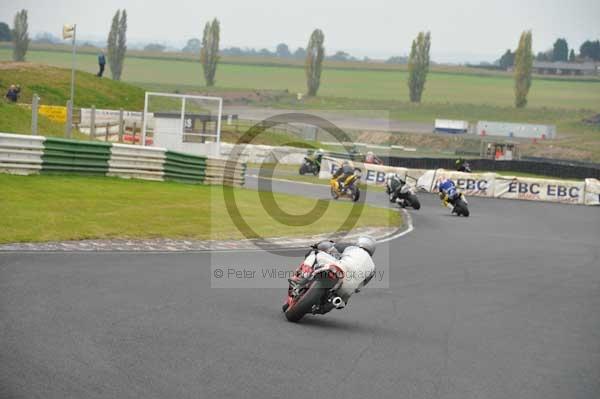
{"left": 307, "top": 148, "right": 324, "bottom": 164}
{"left": 332, "top": 160, "right": 355, "bottom": 187}
{"left": 438, "top": 177, "right": 458, "bottom": 208}
{"left": 283, "top": 236, "right": 376, "bottom": 313}
{"left": 385, "top": 172, "right": 407, "bottom": 203}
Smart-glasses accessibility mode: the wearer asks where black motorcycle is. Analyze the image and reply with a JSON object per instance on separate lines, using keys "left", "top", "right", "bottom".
{"left": 386, "top": 179, "right": 421, "bottom": 210}
{"left": 299, "top": 156, "right": 321, "bottom": 176}
{"left": 440, "top": 191, "right": 470, "bottom": 217}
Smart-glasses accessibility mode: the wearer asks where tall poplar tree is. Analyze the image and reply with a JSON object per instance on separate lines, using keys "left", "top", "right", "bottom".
{"left": 305, "top": 29, "right": 325, "bottom": 96}
{"left": 200, "top": 18, "right": 220, "bottom": 86}
{"left": 107, "top": 9, "right": 127, "bottom": 80}
{"left": 407, "top": 31, "right": 431, "bottom": 103}
{"left": 514, "top": 30, "right": 533, "bottom": 108}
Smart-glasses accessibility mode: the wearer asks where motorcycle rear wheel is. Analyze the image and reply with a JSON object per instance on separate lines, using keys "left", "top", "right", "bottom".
{"left": 284, "top": 281, "right": 326, "bottom": 322}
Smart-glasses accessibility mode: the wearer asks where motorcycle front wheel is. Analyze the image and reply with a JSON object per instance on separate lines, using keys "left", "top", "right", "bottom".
{"left": 352, "top": 186, "right": 360, "bottom": 202}
{"left": 454, "top": 199, "right": 470, "bottom": 217}
{"left": 330, "top": 186, "right": 339, "bottom": 199}
{"left": 408, "top": 194, "right": 421, "bottom": 210}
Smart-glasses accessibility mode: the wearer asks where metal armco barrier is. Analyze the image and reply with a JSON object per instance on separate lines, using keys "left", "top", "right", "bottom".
{"left": 0, "top": 133, "right": 245, "bottom": 187}
{"left": 0, "top": 133, "right": 45, "bottom": 175}
{"left": 107, "top": 144, "right": 166, "bottom": 181}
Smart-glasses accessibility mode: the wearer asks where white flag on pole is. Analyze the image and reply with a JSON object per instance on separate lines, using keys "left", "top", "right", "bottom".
{"left": 62, "top": 24, "right": 75, "bottom": 40}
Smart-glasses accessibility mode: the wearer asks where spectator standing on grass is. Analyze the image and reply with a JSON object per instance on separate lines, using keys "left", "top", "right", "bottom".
{"left": 5, "top": 84, "right": 20, "bottom": 103}
{"left": 97, "top": 52, "right": 106, "bottom": 77}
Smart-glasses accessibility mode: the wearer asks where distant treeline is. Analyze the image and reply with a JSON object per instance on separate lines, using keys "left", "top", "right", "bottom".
{"left": 15, "top": 31, "right": 409, "bottom": 64}
{"left": 493, "top": 38, "right": 600, "bottom": 69}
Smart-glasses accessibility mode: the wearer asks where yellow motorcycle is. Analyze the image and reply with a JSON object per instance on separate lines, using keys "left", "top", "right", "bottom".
{"left": 330, "top": 168, "right": 361, "bottom": 202}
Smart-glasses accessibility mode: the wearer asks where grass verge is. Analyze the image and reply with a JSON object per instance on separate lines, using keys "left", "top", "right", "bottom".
{"left": 0, "top": 174, "right": 400, "bottom": 244}
{"left": 0, "top": 101, "right": 89, "bottom": 139}
{"left": 0, "top": 62, "right": 145, "bottom": 109}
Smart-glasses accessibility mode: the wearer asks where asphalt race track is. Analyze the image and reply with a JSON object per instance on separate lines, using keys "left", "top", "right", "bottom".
{"left": 1, "top": 177, "right": 599, "bottom": 398}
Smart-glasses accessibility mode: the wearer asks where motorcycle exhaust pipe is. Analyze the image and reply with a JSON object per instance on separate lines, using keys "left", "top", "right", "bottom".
{"left": 332, "top": 296, "right": 345, "bottom": 309}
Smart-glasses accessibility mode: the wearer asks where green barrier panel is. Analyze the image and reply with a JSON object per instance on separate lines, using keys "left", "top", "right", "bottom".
{"left": 38, "top": 137, "right": 229, "bottom": 183}
{"left": 43, "top": 149, "right": 111, "bottom": 161}
{"left": 42, "top": 138, "right": 112, "bottom": 176}
{"left": 163, "top": 163, "right": 205, "bottom": 176}
{"left": 163, "top": 150, "right": 206, "bottom": 183}
{"left": 165, "top": 150, "right": 207, "bottom": 166}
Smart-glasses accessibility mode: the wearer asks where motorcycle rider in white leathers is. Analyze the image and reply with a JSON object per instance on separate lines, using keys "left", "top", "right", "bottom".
{"left": 300, "top": 236, "right": 376, "bottom": 307}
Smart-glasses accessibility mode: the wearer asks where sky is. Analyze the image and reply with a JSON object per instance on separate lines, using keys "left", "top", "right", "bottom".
{"left": 1, "top": 0, "right": 599, "bottom": 63}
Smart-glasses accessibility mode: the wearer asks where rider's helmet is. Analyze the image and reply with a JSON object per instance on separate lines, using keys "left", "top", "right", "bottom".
{"left": 341, "top": 160, "right": 350, "bottom": 168}
{"left": 315, "top": 240, "right": 335, "bottom": 253}
{"left": 356, "top": 236, "right": 376, "bottom": 256}
{"left": 439, "top": 178, "right": 454, "bottom": 193}
{"left": 438, "top": 178, "right": 447, "bottom": 191}
{"left": 385, "top": 172, "right": 397, "bottom": 183}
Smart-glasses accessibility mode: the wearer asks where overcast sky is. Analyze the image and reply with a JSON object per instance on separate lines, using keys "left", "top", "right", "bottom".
{"left": 1, "top": 0, "right": 599, "bottom": 63}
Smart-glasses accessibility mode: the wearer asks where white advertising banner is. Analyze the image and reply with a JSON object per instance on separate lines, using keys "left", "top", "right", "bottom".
{"left": 80, "top": 108, "right": 147, "bottom": 125}
{"left": 495, "top": 176, "right": 585, "bottom": 204}
{"left": 417, "top": 169, "right": 496, "bottom": 197}
{"left": 319, "top": 157, "right": 408, "bottom": 186}
{"left": 319, "top": 159, "right": 598, "bottom": 206}
{"left": 584, "top": 178, "right": 600, "bottom": 206}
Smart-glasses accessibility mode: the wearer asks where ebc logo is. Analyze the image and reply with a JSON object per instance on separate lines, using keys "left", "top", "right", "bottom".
{"left": 508, "top": 182, "right": 540, "bottom": 195}
{"left": 547, "top": 185, "right": 579, "bottom": 198}
{"left": 365, "top": 170, "right": 386, "bottom": 184}
{"left": 456, "top": 178, "right": 488, "bottom": 192}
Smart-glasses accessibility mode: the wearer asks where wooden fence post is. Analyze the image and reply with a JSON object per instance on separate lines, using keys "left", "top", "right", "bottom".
{"left": 118, "top": 108, "right": 124, "bottom": 143}
{"left": 90, "top": 105, "right": 96, "bottom": 138}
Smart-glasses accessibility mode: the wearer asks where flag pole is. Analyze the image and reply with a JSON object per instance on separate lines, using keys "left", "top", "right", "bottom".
{"left": 70, "top": 24, "right": 76, "bottom": 105}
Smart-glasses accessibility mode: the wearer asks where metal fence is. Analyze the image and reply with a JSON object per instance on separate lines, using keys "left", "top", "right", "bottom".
{"left": 380, "top": 156, "right": 600, "bottom": 180}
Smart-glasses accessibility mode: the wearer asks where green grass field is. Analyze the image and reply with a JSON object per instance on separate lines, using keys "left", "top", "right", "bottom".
{"left": 1, "top": 49, "right": 598, "bottom": 161}
{"left": 2, "top": 48, "right": 599, "bottom": 110}
{"left": 0, "top": 174, "right": 399, "bottom": 244}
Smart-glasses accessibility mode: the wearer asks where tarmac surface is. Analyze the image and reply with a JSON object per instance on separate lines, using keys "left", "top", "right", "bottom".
{"left": 1, "top": 177, "right": 599, "bottom": 398}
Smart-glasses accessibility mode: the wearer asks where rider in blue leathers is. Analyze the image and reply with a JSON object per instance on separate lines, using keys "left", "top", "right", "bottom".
{"left": 438, "top": 178, "right": 459, "bottom": 208}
